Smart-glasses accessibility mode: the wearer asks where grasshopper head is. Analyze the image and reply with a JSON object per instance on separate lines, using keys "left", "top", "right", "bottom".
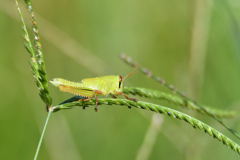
{"left": 115, "top": 75, "right": 124, "bottom": 93}
{"left": 115, "top": 66, "right": 141, "bottom": 93}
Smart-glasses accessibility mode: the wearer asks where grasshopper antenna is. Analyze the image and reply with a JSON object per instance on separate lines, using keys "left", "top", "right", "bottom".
{"left": 123, "top": 66, "right": 141, "bottom": 81}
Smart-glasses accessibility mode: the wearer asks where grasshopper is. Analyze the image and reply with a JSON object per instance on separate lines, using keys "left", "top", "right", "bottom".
{"left": 50, "top": 67, "right": 140, "bottom": 111}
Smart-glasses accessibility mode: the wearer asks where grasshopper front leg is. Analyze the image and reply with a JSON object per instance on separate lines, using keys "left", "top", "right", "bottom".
{"left": 111, "top": 94, "right": 117, "bottom": 99}
{"left": 114, "top": 92, "right": 138, "bottom": 102}
{"left": 113, "top": 92, "right": 137, "bottom": 109}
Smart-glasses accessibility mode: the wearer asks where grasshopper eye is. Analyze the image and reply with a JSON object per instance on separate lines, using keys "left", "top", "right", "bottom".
{"left": 119, "top": 76, "right": 122, "bottom": 88}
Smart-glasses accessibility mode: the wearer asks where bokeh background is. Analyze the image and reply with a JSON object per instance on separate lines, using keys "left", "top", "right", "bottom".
{"left": 1, "top": 0, "right": 240, "bottom": 159}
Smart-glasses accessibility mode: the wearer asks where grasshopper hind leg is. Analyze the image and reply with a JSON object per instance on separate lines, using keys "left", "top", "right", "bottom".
{"left": 78, "top": 97, "right": 92, "bottom": 110}
{"left": 77, "top": 90, "right": 102, "bottom": 112}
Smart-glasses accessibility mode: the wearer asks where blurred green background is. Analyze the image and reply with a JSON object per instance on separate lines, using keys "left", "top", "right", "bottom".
{"left": 1, "top": 0, "right": 240, "bottom": 159}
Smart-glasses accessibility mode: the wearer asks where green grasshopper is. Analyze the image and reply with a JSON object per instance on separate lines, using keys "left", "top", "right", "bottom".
{"left": 50, "top": 67, "right": 140, "bottom": 112}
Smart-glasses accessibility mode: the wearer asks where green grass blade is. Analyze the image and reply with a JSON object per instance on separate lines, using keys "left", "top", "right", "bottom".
{"left": 52, "top": 98, "right": 240, "bottom": 155}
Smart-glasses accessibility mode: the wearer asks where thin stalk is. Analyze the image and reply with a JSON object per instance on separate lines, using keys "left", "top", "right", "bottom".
{"left": 34, "top": 109, "right": 52, "bottom": 160}
{"left": 188, "top": 0, "right": 213, "bottom": 98}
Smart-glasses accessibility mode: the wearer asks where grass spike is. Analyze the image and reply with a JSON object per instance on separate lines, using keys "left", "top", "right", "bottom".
{"left": 123, "top": 87, "right": 237, "bottom": 118}
{"left": 16, "top": 0, "right": 52, "bottom": 106}
{"left": 52, "top": 98, "right": 240, "bottom": 155}
{"left": 23, "top": 0, "right": 52, "bottom": 106}
{"left": 16, "top": 0, "right": 40, "bottom": 83}
{"left": 119, "top": 54, "right": 240, "bottom": 140}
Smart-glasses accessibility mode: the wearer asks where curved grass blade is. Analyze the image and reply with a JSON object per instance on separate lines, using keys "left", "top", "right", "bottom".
{"left": 52, "top": 98, "right": 240, "bottom": 155}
